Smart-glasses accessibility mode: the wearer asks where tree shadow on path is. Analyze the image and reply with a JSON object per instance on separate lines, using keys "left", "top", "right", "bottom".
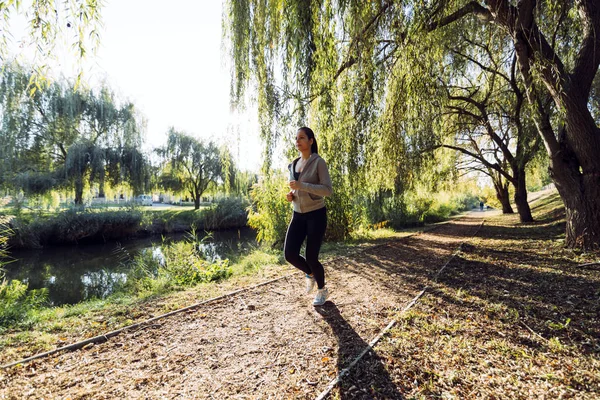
{"left": 315, "top": 302, "right": 404, "bottom": 399}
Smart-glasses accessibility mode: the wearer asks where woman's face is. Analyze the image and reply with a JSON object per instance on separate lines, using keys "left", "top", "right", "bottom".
{"left": 296, "top": 130, "right": 313, "bottom": 152}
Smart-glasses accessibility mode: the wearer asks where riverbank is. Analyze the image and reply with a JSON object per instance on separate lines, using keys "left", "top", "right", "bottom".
{"left": 2, "top": 197, "right": 248, "bottom": 249}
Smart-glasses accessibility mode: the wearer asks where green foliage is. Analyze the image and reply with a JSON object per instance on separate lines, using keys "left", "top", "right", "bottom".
{"left": 247, "top": 173, "right": 291, "bottom": 246}
{"left": 0, "top": 63, "right": 149, "bottom": 204}
{"left": 120, "top": 238, "right": 232, "bottom": 294}
{"left": 526, "top": 152, "right": 553, "bottom": 192}
{"left": 0, "top": 220, "right": 26, "bottom": 330}
{"left": 161, "top": 241, "right": 231, "bottom": 286}
{"left": 0, "top": 280, "right": 48, "bottom": 328}
{"left": 231, "top": 170, "right": 258, "bottom": 197}
{"left": 365, "top": 189, "right": 479, "bottom": 229}
{"left": 202, "top": 197, "right": 249, "bottom": 230}
{"left": 25, "top": 192, "right": 62, "bottom": 211}
{"left": 8, "top": 209, "right": 145, "bottom": 248}
{"left": 324, "top": 186, "right": 354, "bottom": 241}
{"left": 0, "top": 1, "right": 103, "bottom": 90}
{"left": 480, "top": 186, "right": 503, "bottom": 210}
{"left": 157, "top": 129, "right": 223, "bottom": 210}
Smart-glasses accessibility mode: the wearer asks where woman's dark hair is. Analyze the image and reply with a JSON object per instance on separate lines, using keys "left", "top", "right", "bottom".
{"left": 298, "top": 127, "right": 318, "bottom": 154}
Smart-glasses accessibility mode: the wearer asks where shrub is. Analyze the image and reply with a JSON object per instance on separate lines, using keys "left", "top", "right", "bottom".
{"left": 8, "top": 209, "right": 145, "bottom": 248}
{"left": 119, "top": 237, "right": 232, "bottom": 295}
{"left": 364, "top": 189, "right": 479, "bottom": 229}
{"left": 160, "top": 241, "right": 231, "bottom": 285}
{"left": 247, "top": 174, "right": 292, "bottom": 246}
{"left": 201, "top": 197, "right": 249, "bottom": 230}
{"left": 0, "top": 279, "right": 48, "bottom": 328}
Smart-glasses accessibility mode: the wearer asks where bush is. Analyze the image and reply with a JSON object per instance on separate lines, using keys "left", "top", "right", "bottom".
{"left": 160, "top": 241, "right": 231, "bottom": 285}
{"left": 119, "top": 238, "right": 232, "bottom": 295}
{"left": 27, "top": 192, "right": 61, "bottom": 211}
{"left": 0, "top": 279, "right": 48, "bottom": 328}
{"left": 364, "top": 190, "right": 479, "bottom": 229}
{"left": 201, "top": 197, "right": 249, "bottom": 230}
{"left": 8, "top": 208, "right": 145, "bottom": 248}
{"left": 247, "top": 174, "right": 292, "bottom": 246}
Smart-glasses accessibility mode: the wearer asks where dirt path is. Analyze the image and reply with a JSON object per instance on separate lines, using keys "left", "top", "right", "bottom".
{"left": 0, "top": 216, "right": 483, "bottom": 399}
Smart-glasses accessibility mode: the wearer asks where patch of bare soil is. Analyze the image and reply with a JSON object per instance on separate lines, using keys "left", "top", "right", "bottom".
{"left": 0, "top": 217, "right": 481, "bottom": 399}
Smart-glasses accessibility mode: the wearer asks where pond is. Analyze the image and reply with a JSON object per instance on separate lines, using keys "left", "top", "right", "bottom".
{"left": 3, "top": 228, "right": 258, "bottom": 306}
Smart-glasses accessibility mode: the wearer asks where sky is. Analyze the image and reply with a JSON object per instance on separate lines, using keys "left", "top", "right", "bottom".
{"left": 8, "top": 0, "right": 262, "bottom": 172}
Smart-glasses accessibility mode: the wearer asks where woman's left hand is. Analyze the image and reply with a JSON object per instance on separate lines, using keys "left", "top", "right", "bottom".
{"left": 289, "top": 180, "right": 299, "bottom": 190}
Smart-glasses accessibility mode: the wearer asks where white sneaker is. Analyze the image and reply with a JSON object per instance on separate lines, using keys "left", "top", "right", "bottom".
{"left": 305, "top": 274, "right": 316, "bottom": 294}
{"left": 313, "top": 288, "right": 328, "bottom": 306}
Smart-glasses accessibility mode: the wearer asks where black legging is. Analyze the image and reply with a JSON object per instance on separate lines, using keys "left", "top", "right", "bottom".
{"left": 284, "top": 207, "right": 327, "bottom": 289}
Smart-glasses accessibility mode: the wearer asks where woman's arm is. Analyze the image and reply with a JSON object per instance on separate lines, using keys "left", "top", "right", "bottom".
{"left": 298, "top": 159, "right": 333, "bottom": 197}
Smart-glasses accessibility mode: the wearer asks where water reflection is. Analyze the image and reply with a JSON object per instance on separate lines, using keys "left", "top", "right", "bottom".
{"left": 4, "top": 229, "right": 257, "bottom": 306}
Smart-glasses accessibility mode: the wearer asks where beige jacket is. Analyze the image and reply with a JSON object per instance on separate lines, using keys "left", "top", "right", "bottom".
{"left": 288, "top": 153, "right": 333, "bottom": 213}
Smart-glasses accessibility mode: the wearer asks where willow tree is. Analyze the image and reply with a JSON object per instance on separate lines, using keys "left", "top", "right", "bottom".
{"left": 0, "top": 63, "right": 86, "bottom": 190}
{"left": 225, "top": 0, "right": 426, "bottom": 238}
{"left": 0, "top": 1, "right": 103, "bottom": 90}
{"left": 157, "top": 129, "right": 222, "bottom": 210}
{"left": 225, "top": 0, "right": 600, "bottom": 248}
{"left": 62, "top": 142, "right": 149, "bottom": 205}
{"left": 0, "top": 64, "right": 147, "bottom": 203}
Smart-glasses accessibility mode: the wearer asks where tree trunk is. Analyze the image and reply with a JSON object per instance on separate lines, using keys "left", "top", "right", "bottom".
{"left": 98, "top": 174, "right": 105, "bottom": 198}
{"left": 74, "top": 179, "right": 84, "bottom": 205}
{"left": 556, "top": 92, "right": 600, "bottom": 249}
{"left": 513, "top": 167, "right": 533, "bottom": 223}
{"left": 549, "top": 145, "right": 600, "bottom": 249}
{"left": 191, "top": 187, "right": 201, "bottom": 210}
{"left": 563, "top": 186, "right": 600, "bottom": 249}
{"left": 494, "top": 182, "right": 514, "bottom": 214}
{"left": 484, "top": 0, "right": 600, "bottom": 248}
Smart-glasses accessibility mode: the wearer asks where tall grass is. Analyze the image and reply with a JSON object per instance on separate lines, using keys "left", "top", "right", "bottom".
{"left": 0, "top": 222, "right": 48, "bottom": 329}
{"left": 117, "top": 232, "right": 232, "bottom": 296}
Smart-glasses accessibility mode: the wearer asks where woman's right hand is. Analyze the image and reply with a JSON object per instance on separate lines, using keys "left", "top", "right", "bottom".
{"left": 286, "top": 191, "right": 294, "bottom": 202}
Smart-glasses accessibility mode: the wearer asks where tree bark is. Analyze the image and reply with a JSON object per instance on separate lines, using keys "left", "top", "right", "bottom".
{"left": 549, "top": 136, "right": 600, "bottom": 249}
{"left": 487, "top": 0, "right": 600, "bottom": 247}
{"left": 74, "top": 179, "right": 84, "bottom": 205}
{"left": 512, "top": 167, "right": 533, "bottom": 223}
{"left": 191, "top": 186, "right": 201, "bottom": 210}
{"left": 494, "top": 181, "right": 513, "bottom": 214}
{"left": 98, "top": 174, "right": 105, "bottom": 198}
{"left": 555, "top": 96, "right": 600, "bottom": 248}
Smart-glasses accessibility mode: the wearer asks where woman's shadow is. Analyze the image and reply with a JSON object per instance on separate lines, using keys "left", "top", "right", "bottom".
{"left": 315, "top": 302, "right": 404, "bottom": 399}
